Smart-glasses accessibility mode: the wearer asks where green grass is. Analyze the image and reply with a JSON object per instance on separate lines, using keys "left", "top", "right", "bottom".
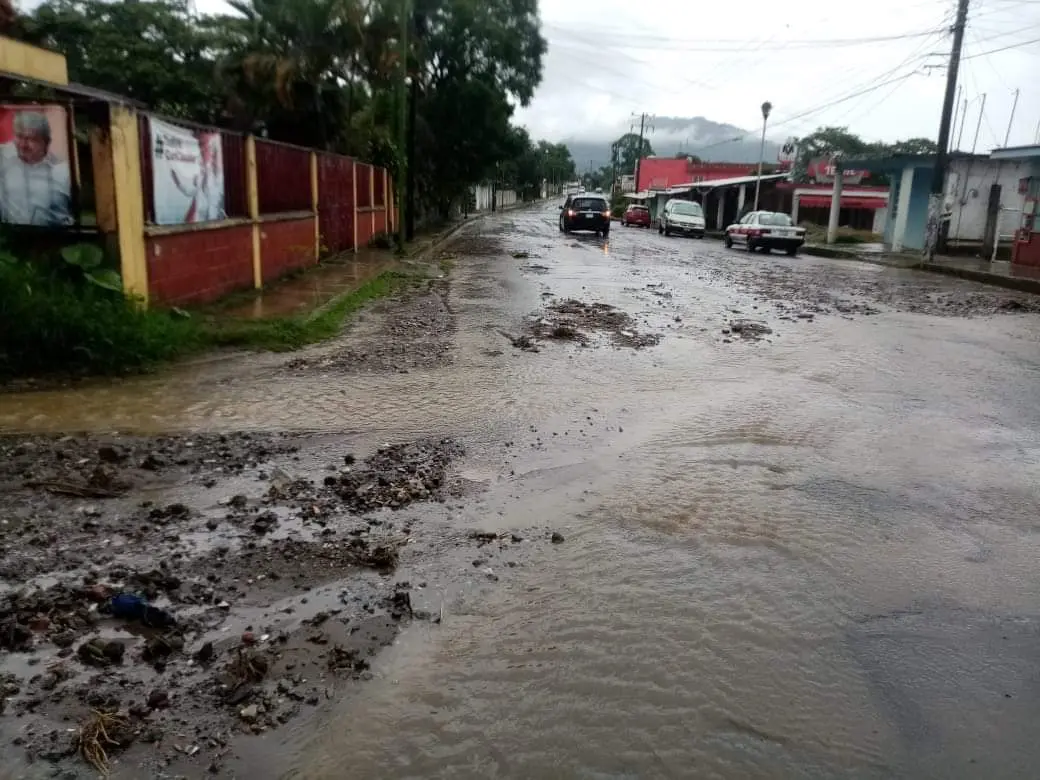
{"left": 0, "top": 260, "right": 206, "bottom": 379}
{"left": 205, "top": 270, "right": 420, "bottom": 352}
{"left": 0, "top": 258, "right": 422, "bottom": 380}
{"left": 804, "top": 225, "right": 880, "bottom": 245}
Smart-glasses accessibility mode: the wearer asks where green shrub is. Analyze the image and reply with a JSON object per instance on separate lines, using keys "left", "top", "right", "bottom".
{"left": 0, "top": 258, "right": 203, "bottom": 378}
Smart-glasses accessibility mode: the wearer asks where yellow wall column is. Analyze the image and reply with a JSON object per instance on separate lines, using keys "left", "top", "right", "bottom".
{"left": 108, "top": 105, "right": 148, "bottom": 304}
{"left": 310, "top": 151, "right": 320, "bottom": 260}
{"left": 352, "top": 160, "right": 358, "bottom": 253}
{"left": 245, "top": 136, "right": 262, "bottom": 288}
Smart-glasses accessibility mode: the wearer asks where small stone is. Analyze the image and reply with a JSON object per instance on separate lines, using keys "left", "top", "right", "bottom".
{"left": 97, "top": 445, "right": 125, "bottom": 464}
{"left": 193, "top": 641, "right": 215, "bottom": 664}
{"left": 241, "top": 632, "right": 256, "bottom": 646}
{"left": 239, "top": 704, "right": 259, "bottom": 723}
{"left": 147, "top": 689, "right": 170, "bottom": 710}
{"left": 551, "top": 532, "right": 565, "bottom": 544}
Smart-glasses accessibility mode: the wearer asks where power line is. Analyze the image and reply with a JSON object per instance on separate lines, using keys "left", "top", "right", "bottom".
{"left": 962, "top": 33, "right": 1040, "bottom": 57}
{"left": 545, "top": 26, "right": 946, "bottom": 52}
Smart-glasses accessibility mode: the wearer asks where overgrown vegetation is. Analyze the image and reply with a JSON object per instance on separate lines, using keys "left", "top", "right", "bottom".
{"left": 0, "top": 237, "right": 421, "bottom": 378}
{"left": 0, "top": 248, "right": 203, "bottom": 378}
{"left": 206, "top": 270, "right": 418, "bottom": 352}
{"left": 803, "top": 226, "right": 880, "bottom": 245}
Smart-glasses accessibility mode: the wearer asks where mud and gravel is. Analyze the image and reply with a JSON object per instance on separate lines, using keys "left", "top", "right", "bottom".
{"left": 284, "top": 279, "right": 456, "bottom": 374}
{"left": 520, "top": 298, "right": 661, "bottom": 351}
{"left": 0, "top": 432, "right": 482, "bottom": 777}
{"left": 724, "top": 259, "right": 1040, "bottom": 320}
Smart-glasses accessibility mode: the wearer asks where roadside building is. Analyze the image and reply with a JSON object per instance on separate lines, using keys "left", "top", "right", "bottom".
{"left": 844, "top": 146, "right": 1040, "bottom": 263}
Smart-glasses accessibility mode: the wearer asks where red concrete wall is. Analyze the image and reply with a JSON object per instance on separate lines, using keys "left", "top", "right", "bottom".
{"left": 147, "top": 225, "right": 254, "bottom": 306}
{"left": 638, "top": 159, "right": 759, "bottom": 192}
{"left": 261, "top": 218, "right": 316, "bottom": 284}
{"left": 356, "top": 210, "right": 376, "bottom": 247}
{"left": 1012, "top": 235, "right": 1040, "bottom": 267}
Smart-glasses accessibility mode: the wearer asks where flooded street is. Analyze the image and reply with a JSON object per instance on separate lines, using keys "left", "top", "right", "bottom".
{"left": 4, "top": 203, "right": 1040, "bottom": 779}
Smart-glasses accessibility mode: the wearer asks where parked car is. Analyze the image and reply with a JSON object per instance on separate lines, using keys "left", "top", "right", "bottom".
{"left": 622, "top": 204, "right": 651, "bottom": 228}
{"left": 659, "top": 199, "right": 706, "bottom": 238}
{"left": 559, "top": 194, "right": 610, "bottom": 236}
{"left": 724, "top": 211, "right": 806, "bottom": 255}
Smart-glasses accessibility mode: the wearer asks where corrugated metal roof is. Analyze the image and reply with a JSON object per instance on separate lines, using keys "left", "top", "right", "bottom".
{"left": 665, "top": 173, "right": 789, "bottom": 192}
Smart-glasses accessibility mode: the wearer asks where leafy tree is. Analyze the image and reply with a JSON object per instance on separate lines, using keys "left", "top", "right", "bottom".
{"left": 404, "top": 0, "right": 546, "bottom": 218}
{"left": 888, "top": 137, "right": 938, "bottom": 155}
{"left": 612, "top": 132, "right": 654, "bottom": 174}
{"left": 792, "top": 126, "right": 939, "bottom": 184}
{"left": 22, "top": 0, "right": 225, "bottom": 122}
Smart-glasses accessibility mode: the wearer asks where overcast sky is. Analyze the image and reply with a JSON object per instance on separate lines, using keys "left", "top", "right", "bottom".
{"left": 524, "top": 0, "right": 1040, "bottom": 150}
{"left": 199, "top": 0, "right": 1038, "bottom": 149}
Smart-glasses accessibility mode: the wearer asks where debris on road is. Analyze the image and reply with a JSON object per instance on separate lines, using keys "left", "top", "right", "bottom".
{"left": 523, "top": 299, "right": 661, "bottom": 350}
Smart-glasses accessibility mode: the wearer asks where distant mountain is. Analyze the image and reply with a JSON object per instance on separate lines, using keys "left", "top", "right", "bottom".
{"left": 562, "top": 115, "right": 783, "bottom": 173}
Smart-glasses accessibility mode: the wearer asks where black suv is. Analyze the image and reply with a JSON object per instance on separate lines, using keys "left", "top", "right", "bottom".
{"left": 559, "top": 194, "right": 610, "bottom": 236}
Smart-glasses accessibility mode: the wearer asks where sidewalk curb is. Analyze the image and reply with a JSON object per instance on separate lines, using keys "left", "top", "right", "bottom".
{"left": 803, "top": 245, "right": 1040, "bottom": 296}
{"left": 918, "top": 262, "right": 1040, "bottom": 296}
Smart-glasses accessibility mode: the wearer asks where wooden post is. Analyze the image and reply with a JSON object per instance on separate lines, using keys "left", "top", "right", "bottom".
{"left": 245, "top": 135, "right": 261, "bottom": 288}
{"left": 310, "top": 151, "right": 320, "bottom": 260}
{"left": 90, "top": 125, "right": 118, "bottom": 234}
{"left": 386, "top": 169, "right": 394, "bottom": 233}
{"left": 108, "top": 106, "right": 148, "bottom": 304}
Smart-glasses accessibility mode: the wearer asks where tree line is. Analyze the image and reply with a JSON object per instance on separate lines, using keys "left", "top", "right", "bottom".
{"left": 11, "top": 0, "right": 577, "bottom": 222}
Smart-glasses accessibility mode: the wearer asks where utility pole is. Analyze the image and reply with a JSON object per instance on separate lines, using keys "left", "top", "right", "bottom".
{"left": 826, "top": 154, "right": 843, "bottom": 245}
{"left": 925, "top": 0, "right": 969, "bottom": 260}
{"left": 1003, "top": 88, "right": 1019, "bottom": 147}
{"left": 395, "top": 0, "right": 410, "bottom": 253}
{"left": 633, "top": 112, "right": 647, "bottom": 194}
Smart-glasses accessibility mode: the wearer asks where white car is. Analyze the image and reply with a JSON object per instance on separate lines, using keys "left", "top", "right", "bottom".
{"left": 658, "top": 199, "right": 706, "bottom": 238}
{"left": 724, "top": 211, "right": 806, "bottom": 256}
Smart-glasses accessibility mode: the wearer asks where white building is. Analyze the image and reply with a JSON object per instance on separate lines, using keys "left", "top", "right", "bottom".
{"left": 943, "top": 146, "right": 1040, "bottom": 253}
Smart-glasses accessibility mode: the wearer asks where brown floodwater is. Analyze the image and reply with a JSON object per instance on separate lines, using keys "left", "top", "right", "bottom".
{"left": 5, "top": 205, "right": 1040, "bottom": 779}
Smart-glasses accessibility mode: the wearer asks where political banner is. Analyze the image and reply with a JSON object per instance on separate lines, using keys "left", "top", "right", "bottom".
{"left": 150, "top": 116, "right": 225, "bottom": 225}
{"left": 0, "top": 105, "right": 73, "bottom": 227}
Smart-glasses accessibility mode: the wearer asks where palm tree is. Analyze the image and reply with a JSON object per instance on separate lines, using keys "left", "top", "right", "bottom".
{"left": 218, "top": 0, "right": 368, "bottom": 148}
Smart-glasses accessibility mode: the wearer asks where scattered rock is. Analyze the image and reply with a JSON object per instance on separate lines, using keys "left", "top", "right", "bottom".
{"left": 551, "top": 532, "right": 566, "bottom": 544}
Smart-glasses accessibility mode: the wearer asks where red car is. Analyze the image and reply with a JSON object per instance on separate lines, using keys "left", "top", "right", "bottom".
{"left": 621, "top": 204, "right": 651, "bottom": 228}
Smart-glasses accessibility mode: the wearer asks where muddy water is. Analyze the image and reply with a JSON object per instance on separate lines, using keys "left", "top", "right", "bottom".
{"left": 6, "top": 205, "right": 1040, "bottom": 778}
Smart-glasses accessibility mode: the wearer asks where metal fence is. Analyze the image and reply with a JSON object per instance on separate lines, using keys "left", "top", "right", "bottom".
{"left": 136, "top": 114, "right": 389, "bottom": 252}
{"left": 255, "top": 137, "right": 312, "bottom": 215}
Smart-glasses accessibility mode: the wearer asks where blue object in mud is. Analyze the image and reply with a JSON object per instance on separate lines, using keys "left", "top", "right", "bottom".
{"left": 108, "top": 593, "right": 176, "bottom": 628}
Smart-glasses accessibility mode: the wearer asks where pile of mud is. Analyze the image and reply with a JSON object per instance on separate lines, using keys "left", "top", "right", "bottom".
{"left": 516, "top": 299, "right": 661, "bottom": 351}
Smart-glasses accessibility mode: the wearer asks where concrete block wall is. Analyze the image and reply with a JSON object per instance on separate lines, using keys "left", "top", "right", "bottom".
{"left": 146, "top": 224, "right": 254, "bottom": 306}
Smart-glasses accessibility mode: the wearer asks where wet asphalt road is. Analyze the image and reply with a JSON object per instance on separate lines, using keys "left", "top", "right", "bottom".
{"left": 6, "top": 202, "right": 1040, "bottom": 779}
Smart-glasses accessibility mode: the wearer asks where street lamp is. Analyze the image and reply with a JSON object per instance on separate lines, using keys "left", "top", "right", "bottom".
{"left": 753, "top": 101, "right": 772, "bottom": 212}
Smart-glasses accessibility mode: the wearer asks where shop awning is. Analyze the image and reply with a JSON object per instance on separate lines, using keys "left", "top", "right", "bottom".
{"left": 798, "top": 195, "right": 888, "bottom": 210}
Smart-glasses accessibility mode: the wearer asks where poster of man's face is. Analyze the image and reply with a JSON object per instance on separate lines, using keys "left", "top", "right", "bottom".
{"left": 0, "top": 105, "right": 74, "bottom": 227}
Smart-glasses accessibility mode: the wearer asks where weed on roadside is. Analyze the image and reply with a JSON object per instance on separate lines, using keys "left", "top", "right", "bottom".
{"left": 207, "top": 271, "right": 421, "bottom": 352}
